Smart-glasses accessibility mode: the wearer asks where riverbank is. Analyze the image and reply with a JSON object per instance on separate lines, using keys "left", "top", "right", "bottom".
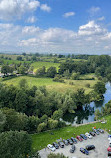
{"left": 31, "top": 114, "right": 111, "bottom": 151}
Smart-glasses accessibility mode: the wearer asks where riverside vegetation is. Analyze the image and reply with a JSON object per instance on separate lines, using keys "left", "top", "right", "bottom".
{"left": 0, "top": 53, "right": 111, "bottom": 158}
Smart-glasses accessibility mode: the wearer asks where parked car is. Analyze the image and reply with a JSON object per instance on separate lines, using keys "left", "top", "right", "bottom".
{"left": 107, "top": 144, "right": 111, "bottom": 152}
{"left": 67, "top": 139, "right": 73, "bottom": 145}
{"left": 76, "top": 136, "right": 83, "bottom": 142}
{"left": 63, "top": 139, "right": 68, "bottom": 146}
{"left": 97, "top": 128, "right": 104, "bottom": 133}
{"left": 71, "top": 137, "right": 77, "bottom": 144}
{"left": 85, "top": 132, "right": 93, "bottom": 139}
{"left": 58, "top": 141, "right": 64, "bottom": 148}
{"left": 52, "top": 142, "right": 59, "bottom": 149}
{"left": 108, "top": 135, "right": 111, "bottom": 141}
{"left": 80, "top": 134, "right": 87, "bottom": 140}
{"left": 47, "top": 144, "right": 56, "bottom": 151}
{"left": 89, "top": 131, "right": 96, "bottom": 136}
{"left": 86, "top": 145, "right": 95, "bottom": 150}
{"left": 93, "top": 129, "right": 99, "bottom": 135}
{"left": 108, "top": 151, "right": 111, "bottom": 156}
{"left": 80, "top": 148, "right": 89, "bottom": 155}
{"left": 70, "top": 144, "right": 75, "bottom": 153}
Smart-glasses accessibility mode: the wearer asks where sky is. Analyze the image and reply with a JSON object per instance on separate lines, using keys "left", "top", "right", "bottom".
{"left": 0, "top": 0, "right": 111, "bottom": 54}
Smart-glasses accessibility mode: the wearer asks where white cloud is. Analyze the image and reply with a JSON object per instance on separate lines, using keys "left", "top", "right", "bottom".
{"left": 0, "top": 21, "right": 111, "bottom": 54}
{"left": 88, "top": 6, "right": 100, "bottom": 16}
{"left": 78, "top": 21, "right": 106, "bottom": 36}
{"left": 40, "top": 4, "right": 51, "bottom": 12}
{"left": 22, "top": 26, "right": 40, "bottom": 34}
{"left": 27, "top": 16, "right": 37, "bottom": 23}
{"left": 98, "top": 16, "right": 105, "bottom": 21}
{"left": 63, "top": 12, "right": 75, "bottom": 18}
{"left": 0, "top": 0, "right": 40, "bottom": 20}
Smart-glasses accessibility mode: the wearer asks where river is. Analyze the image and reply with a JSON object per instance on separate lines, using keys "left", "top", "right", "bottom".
{"left": 62, "top": 82, "right": 111, "bottom": 125}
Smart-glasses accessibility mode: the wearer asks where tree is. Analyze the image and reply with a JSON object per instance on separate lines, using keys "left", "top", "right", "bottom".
{"left": 94, "top": 82, "right": 106, "bottom": 95}
{"left": 47, "top": 67, "right": 57, "bottom": 78}
{"left": 52, "top": 109, "right": 63, "bottom": 120}
{"left": 0, "top": 110, "right": 6, "bottom": 132}
{"left": 0, "top": 130, "right": 32, "bottom": 158}
{"left": 18, "top": 65, "right": 27, "bottom": 74}
{"left": 17, "top": 56, "right": 23, "bottom": 61}
{"left": 1, "top": 65, "right": 10, "bottom": 75}
{"left": 35, "top": 66, "right": 46, "bottom": 76}
{"left": 2, "top": 108, "right": 28, "bottom": 131}
{"left": 37, "top": 122, "right": 47, "bottom": 132}
{"left": 71, "top": 72, "right": 80, "bottom": 80}
{"left": 48, "top": 118, "right": 58, "bottom": 129}
{"left": 19, "top": 79, "right": 28, "bottom": 89}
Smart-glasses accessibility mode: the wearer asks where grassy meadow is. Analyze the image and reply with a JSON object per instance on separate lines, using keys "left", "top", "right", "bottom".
{"left": 31, "top": 61, "right": 60, "bottom": 72}
{"left": 3, "top": 73, "right": 98, "bottom": 94}
{"left": 31, "top": 114, "right": 111, "bottom": 151}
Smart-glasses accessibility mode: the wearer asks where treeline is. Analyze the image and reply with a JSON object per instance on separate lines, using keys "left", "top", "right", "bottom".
{"left": 59, "top": 55, "right": 111, "bottom": 76}
{"left": 95, "top": 100, "right": 111, "bottom": 120}
{"left": 1, "top": 63, "right": 30, "bottom": 76}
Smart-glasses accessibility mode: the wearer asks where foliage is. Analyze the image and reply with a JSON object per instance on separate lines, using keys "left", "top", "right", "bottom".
{"left": 0, "top": 130, "right": 32, "bottom": 158}
{"left": 52, "top": 109, "right": 63, "bottom": 120}
{"left": 48, "top": 118, "right": 58, "bottom": 129}
{"left": 0, "top": 110, "right": 6, "bottom": 132}
{"left": 18, "top": 65, "right": 28, "bottom": 74}
{"left": 93, "top": 81, "right": 106, "bottom": 95}
{"left": 48, "top": 153, "right": 68, "bottom": 158}
{"left": 37, "top": 122, "right": 47, "bottom": 132}
{"left": 47, "top": 67, "right": 57, "bottom": 78}
{"left": 35, "top": 66, "right": 46, "bottom": 77}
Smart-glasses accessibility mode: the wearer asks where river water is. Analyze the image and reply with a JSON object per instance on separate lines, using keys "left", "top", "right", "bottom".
{"left": 62, "top": 82, "right": 111, "bottom": 125}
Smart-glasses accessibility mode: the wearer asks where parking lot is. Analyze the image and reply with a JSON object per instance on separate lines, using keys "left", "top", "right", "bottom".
{"left": 39, "top": 131, "right": 109, "bottom": 158}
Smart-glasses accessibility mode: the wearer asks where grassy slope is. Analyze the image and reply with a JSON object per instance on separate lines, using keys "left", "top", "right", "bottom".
{"left": 31, "top": 62, "right": 60, "bottom": 72}
{"left": 31, "top": 114, "right": 111, "bottom": 151}
{"left": 3, "top": 74, "right": 98, "bottom": 94}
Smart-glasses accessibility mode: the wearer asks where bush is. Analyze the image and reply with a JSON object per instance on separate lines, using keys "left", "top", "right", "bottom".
{"left": 37, "top": 122, "right": 47, "bottom": 132}
{"left": 85, "top": 83, "right": 90, "bottom": 88}
{"left": 48, "top": 153, "right": 68, "bottom": 158}
{"left": 48, "top": 118, "right": 58, "bottom": 130}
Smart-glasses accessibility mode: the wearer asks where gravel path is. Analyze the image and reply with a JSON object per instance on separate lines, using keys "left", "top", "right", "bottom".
{"left": 39, "top": 131, "right": 109, "bottom": 158}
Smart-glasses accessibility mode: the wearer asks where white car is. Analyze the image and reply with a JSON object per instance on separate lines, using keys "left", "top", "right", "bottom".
{"left": 47, "top": 144, "right": 56, "bottom": 151}
{"left": 85, "top": 132, "right": 93, "bottom": 139}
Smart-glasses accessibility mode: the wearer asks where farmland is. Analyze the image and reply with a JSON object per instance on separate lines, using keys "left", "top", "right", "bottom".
{"left": 3, "top": 73, "right": 98, "bottom": 94}
{"left": 31, "top": 61, "right": 60, "bottom": 72}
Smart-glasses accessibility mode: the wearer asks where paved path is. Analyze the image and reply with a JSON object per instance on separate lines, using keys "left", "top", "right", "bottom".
{"left": 39, "top": 131, "right": 109, "bottom": 158}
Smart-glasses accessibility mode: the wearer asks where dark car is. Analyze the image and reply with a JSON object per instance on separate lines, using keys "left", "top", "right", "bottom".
{"left": 58, "top": 141, "right": 64, "bottom": 148}
{"left": 76, "top": 135, "right": 83, "bottom": 142}
{"left": 97, "top": 128, "right": 104, "bottom": 133}
{"left": 80, "top": 134, "right": 87, "bottom": 140}
{"left": 89, "top": 131, "right": 96, "bottom": 136}
{"left": 70, "top": 144, "right": 75, "bottom": 153}
{"left": 80, "top": 148, "right": 89, "bottom": 155}
{"left": 52, "top": 142, "right": 59, "bottom": 149}
{"left": 63, "top": 139, "right": 68, "bottom": 146}
{"left": 108, "top": 152, "right": 111, "bottom": 156}
{"left": 86, "top": 145, "right": 95, "bottom": 150}
{"left": 71, "top": 137, "right": 77, "bottom": 144}
{"left": 93, "top": 129, "right": 99, "bottom": 135}
{"left": 67, "top": 139, "right": 73, "bottom": 145}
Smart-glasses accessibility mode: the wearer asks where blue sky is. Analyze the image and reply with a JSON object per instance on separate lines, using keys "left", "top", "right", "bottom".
{"left": 0, "top": 0, "right": 111, "bottom": 54}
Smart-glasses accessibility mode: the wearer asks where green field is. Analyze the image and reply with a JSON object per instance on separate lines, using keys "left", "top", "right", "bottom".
{"left": 31, "top": 114, "right": 111, "bottom": 151}
{"left": 3, "top": 74, "right": 98, "bottom": 93}
{"left": 31, "top": 61, "right": 60, "bottom": 72}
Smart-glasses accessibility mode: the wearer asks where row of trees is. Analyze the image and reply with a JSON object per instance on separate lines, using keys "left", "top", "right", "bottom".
{"left": 1, "top": 63, "right": 30, "bottom": 75}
